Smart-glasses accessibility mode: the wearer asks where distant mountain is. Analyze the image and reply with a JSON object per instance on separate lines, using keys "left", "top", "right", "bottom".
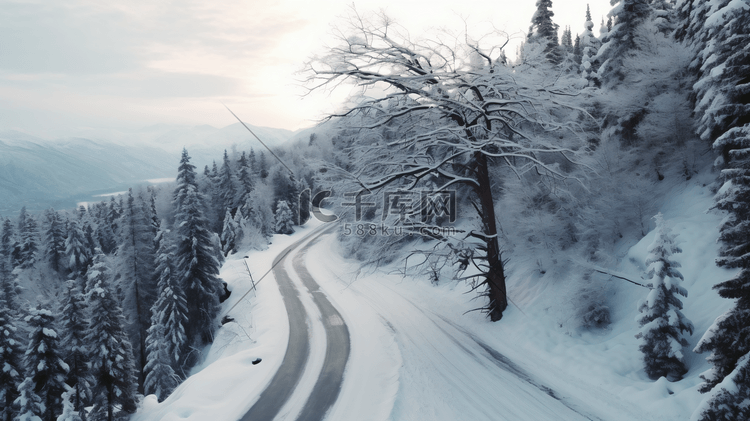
{"left": 58, "top": 122, "right": 297, "bottom": 170}
{"left": 0, "top": 122, "right": 298, "bottom": 216}
{"left": 0, "top": 131, "right": 176, "bottom": 215}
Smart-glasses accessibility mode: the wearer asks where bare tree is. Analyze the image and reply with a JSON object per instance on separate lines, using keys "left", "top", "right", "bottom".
{"left": 305, "top": 11, "right": 584, "bottom": 321}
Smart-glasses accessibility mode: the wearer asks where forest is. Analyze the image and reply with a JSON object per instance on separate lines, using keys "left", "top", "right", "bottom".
{"left": 1, "top": 0, "right": 749, "bottom": 420}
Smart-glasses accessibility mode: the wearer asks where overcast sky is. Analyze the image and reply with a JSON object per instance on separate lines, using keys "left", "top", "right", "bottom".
{"left": 0, "top": 0, "right": 609, "bottom": 138}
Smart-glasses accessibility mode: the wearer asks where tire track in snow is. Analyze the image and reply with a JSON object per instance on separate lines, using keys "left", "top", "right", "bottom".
{"left": 291, "top": 231, "right": 351, "bottom": 421}
{"left": 239, "top": 224, "right": 349, "bottom": 421}
{"left": 238, "top": 233, "right": 313, "bottom": 421}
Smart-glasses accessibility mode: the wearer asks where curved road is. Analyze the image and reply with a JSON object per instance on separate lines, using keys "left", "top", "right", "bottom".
{"left": 240, "top": 225, "right": 349, "bottom": 421}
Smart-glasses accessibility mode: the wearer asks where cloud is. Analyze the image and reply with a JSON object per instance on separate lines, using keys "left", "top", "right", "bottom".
{"left": 0, "top": 0, "right": 609, "bottom": 137}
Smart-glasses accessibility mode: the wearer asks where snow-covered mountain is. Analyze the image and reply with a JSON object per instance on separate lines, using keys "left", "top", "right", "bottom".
{"left": 0, "top": 122, "right": 298, "bottom": 216}
{"left": 0, "top": 131, "right": 175, "bottom": 215}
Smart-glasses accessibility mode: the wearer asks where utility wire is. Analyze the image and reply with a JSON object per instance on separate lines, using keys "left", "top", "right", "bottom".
{"left": 223, "top": 103, "right": 295, "bottom": 175}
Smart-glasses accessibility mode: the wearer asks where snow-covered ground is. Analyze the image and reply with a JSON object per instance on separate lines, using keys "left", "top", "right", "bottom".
{"left": 133, "top": 222, "right": 323, "bottom": 421}
{"left": 134, "top": 167, "right": 733, "bottom": 421}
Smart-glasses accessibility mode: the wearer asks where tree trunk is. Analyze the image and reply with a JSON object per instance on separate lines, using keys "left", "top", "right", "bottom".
{"left": 474, "top": 152, "right": 508, "bottom": 321}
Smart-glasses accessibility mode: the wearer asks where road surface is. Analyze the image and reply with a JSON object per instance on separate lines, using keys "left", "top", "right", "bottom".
{"left": 239, "top": 225, "right": 349, "bottom": 421}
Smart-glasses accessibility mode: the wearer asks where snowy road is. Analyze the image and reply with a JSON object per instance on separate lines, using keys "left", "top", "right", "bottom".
{"left": 239, "top": 225, "right": 350, "bottom": 421}
{"left": 303, "top": 233, "right": 606, "bottom": 421}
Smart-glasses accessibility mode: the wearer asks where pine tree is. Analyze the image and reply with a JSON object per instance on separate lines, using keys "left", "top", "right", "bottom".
{"left": 17, "top": 209, "right": 38, "bottom": 270}
{"left": 148, "top": 227, "right": 188, "bottom": 376}
{"left": 528, "top": 0, "right": 562, "bottom": 64}
{"left": 635, "top": 213, "right": 693, "bottom": 380}
{"left": 0, "top": 219, "right": 17, "bottom": 308}
{"left": 143, "top": 323, "right": 179, "bottom": 402}
{"left": 65, "top": 220, "right": 90, "bottom": 284}
{"left": 573, "top": 34, "right": 582, "bottom": 66}
{"left": 559, "top": 26, "right": 577, "bottom": 72}
{"left": 248, "top": 148, "right": 257, "bottom": 175}
{"left": 146, "top": 187, "right": 161, "bottom": 239}
{"left": 0, "top": 293, "right": 23, "bottom": 421}
{"left": 23, "top": 304, "right": 69, "bottom": 421}
{"left": 275, "top": 201, "right": 294, "bottom": 235}
{"left": 272, "top": 172, "right": 301, "bottom": 226}
{"left": 59, "top": 281, "right": 92, "bottom": 421}
{"left": 692, "top": 0, "right": 750, "bottom": 148}
{"left": 258, "top": 151, "right": 269, "bottom": 179}
{"left": 236, "top": 151, "right": 255, "bottom": 206}
{"left": 673, "top": 0, "right": 696, "bottom": 42}
{"left": 595, "top": 0, "right": 653, "bottom": 85}
{"left": 561, "top": 26, "right": 573, "bottom": 51}
{"left": 200, "top": 160, "right": 223, "bottom": 235}
{"left": 220, "top": 209, "right": 238, "bottom": 257}
{"left": 94, "top": 221, "right": 116, "bottom": 257}
{"left": 106, "top": 198, "right": 120, "bottom": 236}
{"left": 691, "top": 3, "right": 750, "bottom": 417}
{"left": 85, "top": 252, "right": 138, "bottom": 421}
{"left": 14, "top": 377, "right": 43, "bottom": 421}
{"left": 218, "top": 150, "right": 238, "bottom": 224}
{"left": 43, "top": 210, "right": 65, "bottom": 274}
{"left": 116, "top": 189, "right": 157, "bottom": 391}
{"left": 650, "top": 0, "right": 675, "bottom": 34}
{"left": 172, "top": 149, "right": 223, "bottom": 348}
{"left": 580, "top": 4, "right": 602, "bottom": 86}
{"left": 81, "top": 223, "right": 98, "bottom": 261}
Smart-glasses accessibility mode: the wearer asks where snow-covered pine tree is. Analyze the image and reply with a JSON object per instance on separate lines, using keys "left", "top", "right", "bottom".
{"left": 85, "top": 251, "right": 138, "bottom": 421}
{"left": 528, "top": 0, "right": 562, "bottom": 64}
{"left": 106, "top": 198, "right": 120, "bottom": 236}
{"left": 93, "top": 221, "right": 116, "bottom": 257}
{"left": 580, "top": 4, "right": 602, "bottom": 86}
{"left": 81, "top": 223, "right": 98, "bottom": 264}
{"left": 220, "top": 209, "right": 238, "bottom": 257}
{"left": 691, "top": 3, "right": 750, "bottom": 417}
{"left": 236, "top": 151, "right": 255, "bottom": 209}
{"left": 561, "top": 26, "right": 573, "bottom": 51}
{"left": 172, "top": 149, "right": 223, "bottom": 348}
{"left": 650, "top": 0, "right": 675, "bottom": 34}
{"left": 143, "top": 323, "right": 179, "bottom": 402}
{"left": 200, "top": 160, "right": 223, "bottom": 235}
{"left": 23, "top": 304, "right": 69, "bottom": 421}
{"left": 0, "top": 292, "right": 23, "bottom": 421}
{"left": 674, "top": 0, "right": 709, "bottom": 46}
{"left": 14, "top": 377, "right": 44, "bottom": 421}
{"left": 635, "top": 213, "right": 693, "bottom": 380}
{"left": 116, "top": 189, "right": 157, "bottom": 390}
{"left": 146, "top": 187, "right": 160, "bottom": 241}
{"left": 43, "top": 210, "right": 65, "bottom": 274}
{"left": 692, "top": 0, "right": 749, "bottom": 150}
{"left": 559, "top": 26, "right": 577, "bottom": 72}
{"left": 258, "top": 151, "right": 269, "bottom": 179}
{"left": 275, "top": 201, "right": 294, "bottom": 235}
{"left": 595, "top": 0, "right": 653, "bottom": 85}
{"left": 272, "top": 171, "right": 301, "bottom": 226}
{"left": 218, "top": 150, "right": 238, "bottom": 228}
{"left": 692, "top": 353, "right": 750, "bottom": 421}
{"left": 573, "top": 34, "right": 582, "bottom": 66}
{"left": 0, "top": 219, "right": 16, "bottom": 307}
{"left": 148, "top": 226, "right": 188, "bottom": 377}
{"left": 248, "top": 148, "right": 257, "bottom": 175}
{"left": 17, "top": 209, "right": 39, "bottom": 270}
{"left": 0, "top": 219, "right": 13, "bottom": 270}
{"left": 59, "top": 281, "right": 92, "bottom": 420}
{"left": 65, "top": 220, "right": 90, "bottom": 286}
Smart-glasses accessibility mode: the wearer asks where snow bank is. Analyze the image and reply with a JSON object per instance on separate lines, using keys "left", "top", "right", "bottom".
{"left": 133, "top": 222, "right": 323, "bottom": 421}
